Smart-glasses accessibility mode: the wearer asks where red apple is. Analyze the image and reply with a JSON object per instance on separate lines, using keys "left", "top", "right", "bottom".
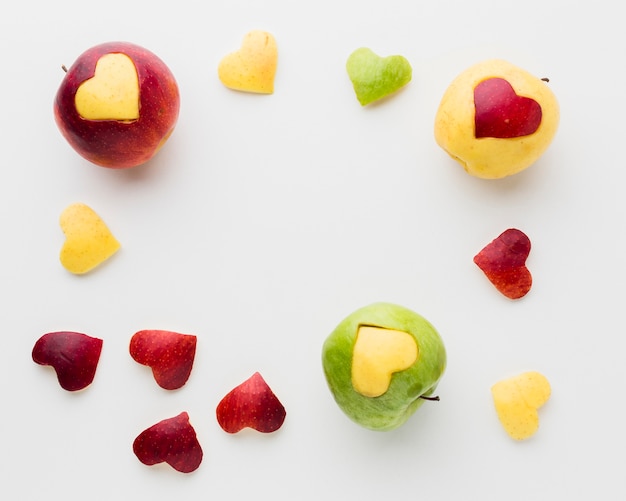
{"left": 32, "top": 331, "right": 103, "bottom": 391}
{"left": 129, "top": 330, "right": 197, "bottom": 390}
{"left": 54, "top": 41, "right": 180, "bottom": 169}
{"left": 216, "top": 372, "right": 286, "bottom": 433}
{"left": 474, "top": 228, "right": 532, "bottom": 299}
{"left": 133, "top": 412, "right": 203, "bottom": 473}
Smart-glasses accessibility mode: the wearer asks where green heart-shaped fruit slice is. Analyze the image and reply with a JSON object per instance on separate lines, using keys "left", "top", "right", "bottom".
{"left": 346, "top": 47, "right": 412, "bottom": 106}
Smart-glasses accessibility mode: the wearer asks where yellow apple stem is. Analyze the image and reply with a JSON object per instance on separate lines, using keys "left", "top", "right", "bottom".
{"left": 419, "top": 395, "right": 440, "bottom": 401}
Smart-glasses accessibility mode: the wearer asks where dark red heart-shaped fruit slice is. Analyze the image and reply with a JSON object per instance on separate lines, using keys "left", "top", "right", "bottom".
{"left": 133, "top": 411, "right": 203, "bottom": 473}
{"left": 216, "top": 372, "right": 286, "bottom": 433}
{"left": 474, "top": 228, "right": 532, "bottom": 299}
{"left": 32, "top": 331, "right": 103, "bottom": 391}
{"left": 129, "top": 330, "right": 197, "bottom": 390}
{"left": 474, "top": 77, "right": 542, "bottom": 138}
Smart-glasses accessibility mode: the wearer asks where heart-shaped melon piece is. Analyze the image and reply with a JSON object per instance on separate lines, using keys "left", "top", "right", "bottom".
{"left": 59, "top": 202, "right": 120, "bottom": 274}
{"left": 218, "top": 30, "right": 277, "bottom": 94}
{"left": 75, "top": 52, "right": 140, "bottom": 121}
{"left": 473, "top": 228, "right": 532, "bottom": 300}
{"left": 351, "top": 325, "right": 418, "bottom": 397}
{"left": 346, "top": 47, "right": 412, "bottom": 106}
{"left": 491, "top": 371, "right": 551, "bottom": 440}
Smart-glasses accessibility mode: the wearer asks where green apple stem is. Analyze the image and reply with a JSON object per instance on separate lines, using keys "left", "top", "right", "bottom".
{"left": 419, "top": 395, "right": 440, "bottom": 401}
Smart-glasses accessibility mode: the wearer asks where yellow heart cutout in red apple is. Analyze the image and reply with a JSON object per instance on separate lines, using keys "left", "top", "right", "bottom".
{"left": 75, "top": 53, "right": 140, "bottom": 121}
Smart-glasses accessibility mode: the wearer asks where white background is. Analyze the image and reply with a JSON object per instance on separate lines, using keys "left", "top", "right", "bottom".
{"left": 2, "top": 1, "right": 624, "bottom": 499}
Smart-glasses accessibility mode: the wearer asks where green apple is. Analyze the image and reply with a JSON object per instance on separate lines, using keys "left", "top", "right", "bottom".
{"left": 322, "top": 302, "right": 446, "bottom": 431}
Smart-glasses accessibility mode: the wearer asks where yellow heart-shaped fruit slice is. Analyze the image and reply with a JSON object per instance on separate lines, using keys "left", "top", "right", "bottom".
{"left": 491, "top": 371, "right": 551, "bottom": 440}
{"left": 351, "top": 325, "right": 418, "bottom": 397}
{"left": 59, "top": 203, "right": 121, "bottom": 274}
{"left": 218, "top": 30, "right": 277, "bottom": 94}
{"left": 75, "top": 53, "right": 140, "bottom": 121}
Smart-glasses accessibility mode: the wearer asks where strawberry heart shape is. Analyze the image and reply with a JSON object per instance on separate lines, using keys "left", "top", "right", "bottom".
{"left": 216, "top": 372, "right": 286, "bottom": 433}
{"left": 218, "top": 30, "right": 277, "bottom": 94}
{"left": 32, "top": 331, "right": 103, "bottom": 391}
{"left": 474, "top": 77, "right": 542, "bottom": 138}
{"left": 346, "top": 47, "right": 412, "bottom": 106}
{"left": 473, "top": 228, "right": 532, "bottom": 300}
{"left": 75, "top": 52, "right": 140, "bottom": 121}
{"left": 59, "top": 203, "right": 120, "bottom": 274}
{"left": 129, "top": 330, "right": 197, "bottom": 390}
{"left": 491, "top": 371, "right": 551, "bottom": 440}
{"left": 133, "top": 412, "right": 203, "bottom": 473}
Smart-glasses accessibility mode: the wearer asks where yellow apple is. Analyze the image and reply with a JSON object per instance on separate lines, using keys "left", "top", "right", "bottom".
{"left": 434, "top": 59, "right": 559, "bottom": 179}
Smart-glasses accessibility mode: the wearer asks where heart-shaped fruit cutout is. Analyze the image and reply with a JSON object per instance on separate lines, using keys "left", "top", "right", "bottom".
{"left": 474, "top": 77, "right": 542, "bottom": 138}
{"left": 474, "top": 228, "right": 532, "bottom": 299}
{"left": 346, "top": 47, "right": 412, "bottom": 106}
{"left": 218, "top": 30, "right": 277, "bottom": 94}
{"left": 351, "top": 325, "right": 418, "bottom": 397}
{"left": 216, "top": 372, "right": 286, "bottom": 433}
{"left": 129, "top": 330, "right": 197, "bottom": 390}
{"left": 491, "top": 371, "right": 551, "bottom": 440}
{"left": 133, "top": 412, "right": 203, "bottom": 473}
{"left": 59, "top": 202, "right": 120, "bottom": 274}
{"left": 75, "top": 53, "right": 140, "bottom": 121}
{"left": 32, "top": 331, "right": 103, "bottom": 391}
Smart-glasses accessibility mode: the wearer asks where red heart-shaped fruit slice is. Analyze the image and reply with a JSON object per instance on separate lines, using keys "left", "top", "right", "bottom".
{"left": 32, "top": 331, "right": 103, "bottom": 391}
{"left": 473, "top": 228, "right": 532, "bottom": 299}
{"left": 474, "top": 77, "right": 542, "bottom": 138}
{"left": 216, "top": 372, "right": 286, "bottom": 433}
{"left": 129, "top": 330, "right": 197, "bottom": 390}
{"left": 133, "top": 411, "right": 203, "bottom": 473}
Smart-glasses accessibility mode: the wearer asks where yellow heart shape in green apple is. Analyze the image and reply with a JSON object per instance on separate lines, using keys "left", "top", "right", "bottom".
{"left": 346, "top": 48, "right": 412, "bottom": 106}
{"left": 351, "top": 325, "right": 418, "bottom": 398}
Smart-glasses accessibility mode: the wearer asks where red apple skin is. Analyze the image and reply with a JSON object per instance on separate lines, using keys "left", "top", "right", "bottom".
{"left": 474, "top": 77, "right": 542, "bottom": 139}
{"left": 32, "top": 331, "right": 103, "bottom": 391}
{"left": 474, "top": 228, "right": 532, "bottom": 300}
{"left": 129, "top": 330, "right": 197, "bottom": 390}
{"left": 133, "top": 412, "right": 203, "bottom": 473}
{"left": 54, "top": 41, "right": 180, "bottom": 169}
{"left": 216, "top": 372, "right": 287, "bottom": 433}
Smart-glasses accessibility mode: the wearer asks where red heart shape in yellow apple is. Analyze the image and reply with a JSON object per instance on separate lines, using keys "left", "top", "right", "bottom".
{"left": 474, "top": 77, "right": 542, "bottom": 138}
